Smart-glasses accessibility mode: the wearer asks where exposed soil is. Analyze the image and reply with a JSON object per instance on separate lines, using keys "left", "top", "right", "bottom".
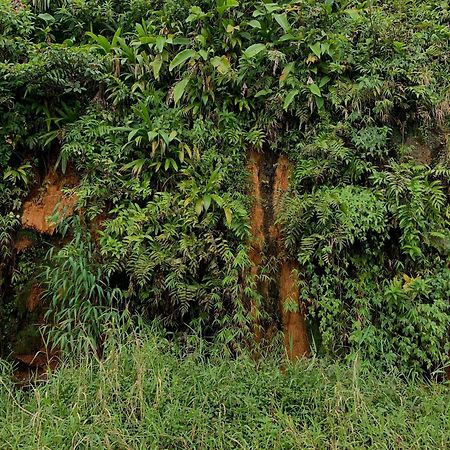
{"left": 26, "top": 284, "right": 42, "bottom": 312}
{"left": 13, "top": 348, "right": 60, "bottom": 386}
{"left": 21, "top": 167, "right": 78, "bottom": 234}
{"left": 247, "top": 150, "right": 309, "bottom": 358}
{"left": 272, "top": 156, "right": 309, "bottom": 358}
{"left": 14, "top": 234, "right": 34, "bottom": 253}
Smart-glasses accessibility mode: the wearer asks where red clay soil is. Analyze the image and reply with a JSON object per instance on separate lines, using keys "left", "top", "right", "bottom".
{"left": 21, "top": 168, "right": 78, "bottom": 234}
{"left": 14, "top": 234, "right": 34, "bottom": 253}
{"left": 272, "top": 155, "right": 309, "bottom": 358}
{"left": 247, "top": 150, "right": 309, "bottom": 359}
{"left": 278, "top": 260, "right": 310, "bottom": 358}
{"left": 26, "top": 284, "right": 43, "bottom": 312}
{"left": 13, "top": 348, "right": 60, "bottom": 385}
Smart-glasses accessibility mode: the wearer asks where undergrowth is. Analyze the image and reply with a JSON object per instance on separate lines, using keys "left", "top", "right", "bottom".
{"left": 0, "top": 329, "right": 449, "bottom": 450}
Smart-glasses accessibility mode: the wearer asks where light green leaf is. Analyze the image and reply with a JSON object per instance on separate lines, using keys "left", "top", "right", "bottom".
{"left": 151, "top": 54, "right": 163, "bottom": 80}
{"left": 248, "top": 20, "right": 261, "bottom": 29}
{"left": 211, "top": 55, "right": 231, "bottom": 75}
{"left": 309, "top": 42, "right": 322, "bottom": 58}
{"left": 345, "top": 8, "right": 360, "bottom": 20}
{"left": 173, "top": 78, "right": 190, "bottom": 104}
{"left": 274, "top": 13, "right": 290, "bottom": 32}
{"left": 283, "top": 89, "right": 299, "bottom": 110}
{"left": 264, "top": 3, "right": 281, "bottom": 13}
{"left": 155, "top": 36, "right": 166, "bottom": 53}
{"left": 86, "top": 32, "right": 111, "bottom": 53}
{"left": 195, "top": 199, "right": 204, "bottom": 215}
{"left": 255, "top": 89, "right": 272, "bottom": 98}
{"left": 217, "top": 0, "right": 239, "bottom": 15}
{"left": 198, "top": 49, "right": 208, "bottom": 60}
{"left": 147, "top": 131, "right": 158, "bottom": 142}
{"left": 38, "top": 13, "right": 55, "bottom": 23}
{"left": 243, "top": 43, "right": 266, "bottom": 58}
{"left": 169, "top": 49, "right": 197, "bottom": 71}
{"left": 224, "top": 207, "right": 233, "bottom": 225}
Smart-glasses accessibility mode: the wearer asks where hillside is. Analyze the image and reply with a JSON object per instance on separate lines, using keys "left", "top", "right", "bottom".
{"left": 1, "top": 0, "right": 450, "bottom": 379}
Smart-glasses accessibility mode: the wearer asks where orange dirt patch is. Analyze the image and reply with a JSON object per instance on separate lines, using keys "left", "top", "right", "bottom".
{"left": 272, "top": 155, "right": 309, "bottom": 359}
{"left": 13, "top": 348, "right": 60, "bottom": 385}
{"left": 247, "top": 150, "right": 309, "bottom": 359}
{"left": 278, "top": 260, "right": 310, "bottom": 358}
{"left": 26, "top": 284, "right": 43, "bottom": 312}
{"left": 14, "top": 234, "right": 34, "bottom": 253}
{"left": 21, "top": 168, "right": 78, "bottom": 234}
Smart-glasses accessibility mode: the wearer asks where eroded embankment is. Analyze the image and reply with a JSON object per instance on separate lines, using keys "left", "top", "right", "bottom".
{"left": 9, "top": 165, "right": 78, "bottom": 382}
{"left": 248, "top": 150, "right": 309, "bottom": 359}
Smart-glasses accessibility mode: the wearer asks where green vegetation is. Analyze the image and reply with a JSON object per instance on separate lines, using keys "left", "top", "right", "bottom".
{"left": 1, "top": 330, "right": 449, "bottom": 449}
{"left": 0, "top": 0, "right": 449, "bottom": 393}
{"left": 1, "top": 1, "right": 450, "bottom": 446}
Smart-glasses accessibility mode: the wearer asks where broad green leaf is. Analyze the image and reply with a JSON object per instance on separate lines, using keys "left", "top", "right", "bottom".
{"left": 345, "top": 8, "right": 360, "bottom": 20}
{"left": 308, "top": 83, "right": 321, "bottom": 97}
{"left": 86, "top": 32, "right": 111, "bottom": 53}
{"left": 147, "top": 131, "right": 158, "bottom": 142}
{"left": 217, "top": 0, "right": 239, "bottom": 15}
{"left": 173, "top": 38, "right": 191, "bottom": 45}
{"left": 155, "top": 36, "right": 166, "bottom": 53}
{"left": 274, "top": 13, "right": 290, "bottom": 32}
{"left": 203, "top": 195, "right": 212, "bottom": 211}
{"left": 198, "top": 49, "right": 208, "bottom": 60}
{"left": 319, "top": 76, "right": 330, "bottom": 87}
{"left": 263, "top": 3, "right": 281, "bottom": 13}
{"left": 169, "top": 49, "right": 197, "bottom": 71}
{"left": 283, "top": 89, "right": 299, "bottom": 110}
{"left": 173, "top": 78, "right": 190, "bottom": 104}
{"left": 38, "top": 13, "right": 55, "bottom": 23}
{"left": 309, "top": 43, "right": 322, "bottom": 58}
{"left": 248, "top": 20, "right": 261, "bottom": 29}
{"left": 243, "top": 43, "right": 266, "bottom": 58}
{"left": 314, "top": 96, "right": 324, "bottom": 110}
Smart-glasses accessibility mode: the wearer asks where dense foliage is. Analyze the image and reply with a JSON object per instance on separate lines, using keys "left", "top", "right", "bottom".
{"left": 1, "top": 0, "right": 449, "bottom": 376}
{"left": 1, "top": 331, "right": 449, "bottom": 449}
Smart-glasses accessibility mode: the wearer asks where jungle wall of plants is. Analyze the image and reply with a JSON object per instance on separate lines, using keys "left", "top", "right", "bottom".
{"left": 1, "top": 0, "right": 450, "bottom": 376}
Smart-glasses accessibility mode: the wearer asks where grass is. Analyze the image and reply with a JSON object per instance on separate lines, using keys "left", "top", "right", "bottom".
{"left": 0, "top": 331, "right": 449, "bottom": 449}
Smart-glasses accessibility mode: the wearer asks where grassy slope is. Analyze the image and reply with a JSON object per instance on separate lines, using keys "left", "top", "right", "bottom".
{"left": 0, "top": 332, "right": 449, "bottom": 449}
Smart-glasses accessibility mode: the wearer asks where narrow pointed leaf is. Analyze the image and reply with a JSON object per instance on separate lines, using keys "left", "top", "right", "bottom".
{"left": 283, "top": 89, "right": 299, "bottom": 110}
{"left": 243, "top": 43, "right": 266, "bottom": 58}
{"left": 169, "top": 49, "right": 197, "bottom": 71}
{"left": 173, "top": 77, "right": 190, "bottom": 104}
